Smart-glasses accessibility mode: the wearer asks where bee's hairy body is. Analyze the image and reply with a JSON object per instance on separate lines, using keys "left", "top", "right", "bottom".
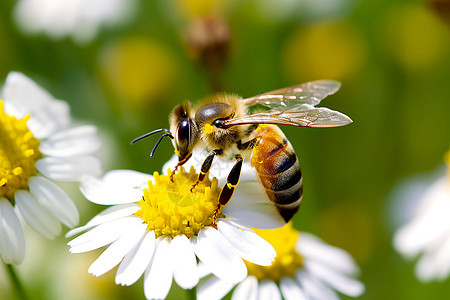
{"left": 131, "top": 80, "right": 352, "bottom": 224}
{"left": 170, "top": 93, "right": 302, "bottom": 223}
{"left": 251, "top": 125, "right": 302, "bottom": 222}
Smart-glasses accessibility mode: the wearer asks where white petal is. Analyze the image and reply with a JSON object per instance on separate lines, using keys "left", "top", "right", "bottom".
{"left": 144, "top": 236, "right": 174, "bottom": 300}
{"left": 197, "top": 261, "right": 211, "bottom": 279}
{"left": 36, "top": 155, "right": 102, "bottom": 181}
{"left": 66, "top": 203, "right": 139, "bottom": 238}
{"left": 14, "top": 190, "right": 62, "bottom": 239}
{"left": 193, "top": 227, "right": 247, "bottom": 283}
{"left": 279, "top": 277, "right": 307, "bottom": 300}
{"left": 27, "top": 99, "right": 71, "bottom": 139}
{"left": 171, "top": 234, "right": 198, "bottom": 289}
{"left": 68, "top": 216, "right": 141, "bottom": 253}
{"left": 2, "top": 72, "right": 53, "bottom": 116}
{"left": 416, "top": 234, "right": 450, "bottom": 282}
{"left": 296, "top": 232, "right": 360, "bottom": 275}
{"left": 39, "top": 125, "right": 101, "bottom": 157}
{"left": 197, "top": 276, "right": 235, "bottom": 300}
{"left": 80, "top": 170, "right": 152, "bottom": 205}
{"left": 28, "top": 176, "right": 79, "bottom": 227}
{"left": 394, "top": 178, "right": 450, "bottom": 258}
{"left": 304, "top": 259, "right": 365, "bottom": 297}
{"left": 0, "top": 198, "right": 26, "bottom": 264}
{"left": 217, "top": 219, "right": 276, "bottom": 266}
{"left": 231, "top": 276, "right": 258, "bottom": 300}
{"left": 88, "top": 219, "right": 147, "bottom": 276}
{"left": 2, "top": 71, "right": 71, "bottom": 139}
{"left": 258, "top": 280, "right": 281, "bottom": 300}
{"left": 223, "top": 181, "right": 286, "bottom": 229}
{"left": 296, "top": 270, "right": 339, "bottom": 300}
{"left": 116, "top": 230, "right": 156, "bottom": 286}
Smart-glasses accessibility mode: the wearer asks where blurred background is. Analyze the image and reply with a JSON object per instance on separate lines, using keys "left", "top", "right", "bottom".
{"left": 0, "top": 0, "right": 450, "bottom": 299}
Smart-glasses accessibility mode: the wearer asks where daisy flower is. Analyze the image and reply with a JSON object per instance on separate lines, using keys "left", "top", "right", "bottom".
{"left": 14, "top": 0, "right": 136, "bottom": 44}
{"left": 197, "top": 223, "right": 365, "bottom": 300}
{"left": 393, "top": 151, "right": 450, "bottom": 282}
{"left": 0, "top": 72, "right": 101, "bottom": 264}
{"left": 67, "top": 156, "right": 282, "bottom": 299}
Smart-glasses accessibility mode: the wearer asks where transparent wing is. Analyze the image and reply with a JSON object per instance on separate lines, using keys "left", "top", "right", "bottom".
{"left": 222, "top": 105, "right": 352, "bottom": 128}
{"left": 242, "top": 80, "right": 341, "bottom": 108}
{"left": 222, "top": 80, "right": 351, "bottom": 128}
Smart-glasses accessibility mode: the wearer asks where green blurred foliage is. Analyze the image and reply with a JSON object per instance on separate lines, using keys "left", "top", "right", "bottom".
{"left": 0, "top": 0, "right": 449, "bottom": 299}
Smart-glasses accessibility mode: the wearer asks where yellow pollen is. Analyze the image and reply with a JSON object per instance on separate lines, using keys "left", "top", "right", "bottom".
{"left": 203, "top": 123, "right": 214, "bottom": 135}
{"left": 0, "top": 101, "right": 42, "bottom": 200}
{"left": 245, "top": 223, "right": 303, "bottom": 282}
{"left": 135, "top": 166, "right": 222, "bottom": 239}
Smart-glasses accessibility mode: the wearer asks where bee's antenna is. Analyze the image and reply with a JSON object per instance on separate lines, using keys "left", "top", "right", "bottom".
{"left": 150, "top": 133, "right": 172, "bottom": 157}
{"left": 130, "top": 128, "right": 173, "bottom": 144}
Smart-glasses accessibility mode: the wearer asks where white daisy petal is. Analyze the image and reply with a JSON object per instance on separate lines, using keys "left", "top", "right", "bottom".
{"left": 2, "top": 71, "right": 53, "bottom": 116}
{"left": 296, "top": 270, "right": 339, "bottom": 300}
{"left": 231, "top": 275, "right": 258, "bottom": 300}
{"left": 258, "top": 280, "right": 281, "bottom": 300}
{"left": 88, "top": 219, "right": 147, "bottom": 277}
{"left": 80, "top": 170, "right": 152, "bottom": 205}
{"left": 394, "top": 180, "right": 450, "bottom": 258}
{"left": 116, "top": 230, "right": 156, "bottom": 286}
{"left": 0, "top": 198, "right": 26, "bottom": 264}
{"left": 26, "top": 99, "right": 70, "bottom": 139}
{"left": 197, "top": 276, "right": 235, "bottom": 300}
{"left": 14, "top": 190, "right": 62, "bottom": 239}
{"left": 224, "top": 181, "right": 286, "bottom": 229}
{"left": 279, "top": 277, "right": 307, "bottom": 300}
{"left": 28, "top": 176, "right": 79, "bottom": 227}
{"left": 296, "top": 232, "right": 360, "bottom": 275}
{"left": 66, "top": 203, "right": 139, "bottom": 238}
{"left": 36, "top": 155, "right": 102, "bottom": 181}
{"left": 68, "top": 216, "right": 140, "bottom": 253}
{"left": 171, "top": 234, "right": 199, "bottom": 289}
{"left": 144, "top": 236, "right": 173, "bottom": 300}
{"left": 39, "top": 125, "right": 101, "bottom": 157}
{"left": 217, "top": 219, "right": 276, "bottom": 266}
{"left": 416, "top": 234, "right": 450, "bottom": 282}
{"left": 193, "top": 227, "right": 247, "bottom": 283}
{"left": 304, "top": 259, "right": 365, "bottom": 297}
{"left": 197, "top": 261, "right": 211, "bottom": 279}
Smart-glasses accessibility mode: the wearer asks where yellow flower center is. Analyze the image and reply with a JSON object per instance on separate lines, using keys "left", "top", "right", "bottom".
{"left": 0, "top": 101, "right": 42, "bottom": 200}
{"left": 245, "top": 223, "right": 303, "bottom": 282}
{"left": 135, "top": 167, "right": 222, "bottom": 238}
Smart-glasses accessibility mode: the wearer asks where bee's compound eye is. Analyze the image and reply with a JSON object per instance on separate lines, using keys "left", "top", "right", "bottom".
{"left": 177, "top": 119, "right": 191, "bottom": 146}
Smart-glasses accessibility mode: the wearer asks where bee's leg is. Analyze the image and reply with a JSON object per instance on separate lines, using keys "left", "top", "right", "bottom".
{"left": 190, "top": 149, "right": 223, "bottom": 191}
{"left": 170, "top": 153, "right": 192, "bottom": 182}
{"left": 213, "top": 154, "right": 243, "bottom": 223}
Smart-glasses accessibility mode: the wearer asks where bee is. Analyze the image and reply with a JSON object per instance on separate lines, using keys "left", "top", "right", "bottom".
{"left": 132, "top": 80, "right": 352, "bottom": 223}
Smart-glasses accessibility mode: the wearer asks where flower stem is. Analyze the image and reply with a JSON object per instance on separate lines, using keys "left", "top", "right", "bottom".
{"left": 6, "top": 264, "right": 29, "bottom": 300}
{"left": 188, "top": 286, "right": 197, "bottom": 300}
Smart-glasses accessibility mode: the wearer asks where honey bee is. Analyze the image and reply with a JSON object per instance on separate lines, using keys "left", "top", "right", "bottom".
{"left": 132, "top": 80, "right": 352, "bottom": 223}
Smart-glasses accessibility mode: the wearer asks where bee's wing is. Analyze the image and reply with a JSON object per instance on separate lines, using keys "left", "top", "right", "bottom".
{"left": 222, "top": 105, "right": 352, "bottom": 128}
{"left": 222, "top": 80, "right": 351, "bottom": 128}
{"left": 241, "top": 80, "right": 341, "bottom": 107}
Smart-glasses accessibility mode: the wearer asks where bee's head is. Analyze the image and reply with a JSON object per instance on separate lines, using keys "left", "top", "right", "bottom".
{"left": 169, "top": 102, "right": 198, "bottom": 162}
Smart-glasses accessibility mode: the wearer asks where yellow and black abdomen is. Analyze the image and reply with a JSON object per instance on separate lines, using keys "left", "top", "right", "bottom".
{"left": 251, "top": 125, "right": 303, "bottom": 222}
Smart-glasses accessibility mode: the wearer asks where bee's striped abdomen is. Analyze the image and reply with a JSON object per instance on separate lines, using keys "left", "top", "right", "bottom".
{"left": 251, "top": 125, "right": 303, "bottom": 222}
